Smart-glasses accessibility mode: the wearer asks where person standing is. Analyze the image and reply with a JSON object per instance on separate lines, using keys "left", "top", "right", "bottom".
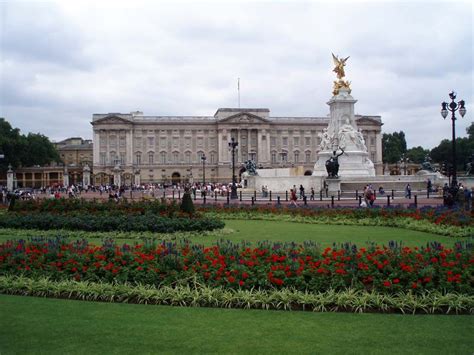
{"left": 310, "top": 187, "right": 315, "bottom": 201}
{"left": 299, "top": 185, "right": 305, "bottom": 199}
{"left": 405, "top": 183, "right": 411, "bottom": 199}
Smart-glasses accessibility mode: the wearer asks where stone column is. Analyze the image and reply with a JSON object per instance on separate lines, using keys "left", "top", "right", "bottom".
{"left": 83, "top": 164, "right": 91, "bottom": 186}
{"left": 63, "top": 168, "right": 69, "bottom": 187}
{"left": 7, "top": 165, "right": 14, "bottom": 191}
{"left": 217, "top": 130, "right": 223, "bottom": 161}
{"left": 127, "top": 129, "right": 133, "bottom": 168}
{"left": 257, "top": 130, "right": 262, "bottom": 163}
{"left": 93, "top": 130, "right": 100, "bottom": 166}
{"left": 247, "top": 129, "right": 251, "bottom": 159}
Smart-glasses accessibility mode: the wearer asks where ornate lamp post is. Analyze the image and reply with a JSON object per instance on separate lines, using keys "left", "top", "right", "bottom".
{"left": 441, "top": 91, "right": 467, "bottom": 195}
{"left": 201, "top": 154, "right": 206, "bottom": 196}
{"left": 228, "top": 137, "right": 239, "bottom": 199}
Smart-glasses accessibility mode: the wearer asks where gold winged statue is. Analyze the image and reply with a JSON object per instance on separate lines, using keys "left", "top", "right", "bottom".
{"left": 331, "top": 53, "right": 351, "bottom": 95}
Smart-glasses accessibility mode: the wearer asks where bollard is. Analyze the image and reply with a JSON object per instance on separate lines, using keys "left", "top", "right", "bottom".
{"left": 320, "top": 189, "right": 323, "bottom": 201}
{"left": 277, "top": 196, "right": 281, "bottom": 205}
{"left": 178, "top": 190, "right": 181, "bottom": 200}
{"left": 251, "top": 197, "right": 255, "bottom": 206}
{"left": 358, "top": 196, "right": 362, "bottom": 206}
{"left": 356, "top": 190, "right": 358, "bottom": 200}
{"left": 303, "top": 196, "right": 307, "bottom": 206}
{"left": 254, "top": 191, "right": 257, "bottom": 201}
{"left": 269, "top": 191, "right": 272, "bottom": 201}
{"left": 227, "top": 191, "right": 230, "bottom": 205}
{"left": 391, "top": 189, "right": 394, "bottom": 200}
{"left": 203, "top": 194, "right": 206, "bottom": 204}
{"left": 172, "top": 190, "right": 175, "bottom": 200}
{"left": 163, "top": 189, "right": 166, "bottom": 198}
{"left": 414, "top": 195, "right": 418, "bottom": 207}
{"left": 286, "top": 191, "right": 288, "bottom": 201}
{"left": 387, "top": 195, "right": 390, "bottom": 207}
{"left": 337, "top": 190, "right": 341, "bottom": 201}
{"left": 239, "top": 191, "right": 242, "bottom": 202}
{"left": 427, "top": 189, "right": 430, "bottom": 199}
{"left": 331, "top": 196, "right": 334, "bottom": 208}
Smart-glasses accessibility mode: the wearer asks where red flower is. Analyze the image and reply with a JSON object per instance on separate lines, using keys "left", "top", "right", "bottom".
{"left": 411, "top": 282, "right": 418, "bottom": 289}
{"left": 239, "top": 280, "right": 244, "bottom": 286}
{"left": 227, "top": 276, "right": 235, "bottom": 283}
{"left": 383, "top": 280, "right": 391, "bottom": 287}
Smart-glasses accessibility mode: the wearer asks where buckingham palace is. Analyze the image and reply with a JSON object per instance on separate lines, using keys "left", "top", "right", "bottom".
{"left": 91, "top": 108, "right": 383, "bottom": 186}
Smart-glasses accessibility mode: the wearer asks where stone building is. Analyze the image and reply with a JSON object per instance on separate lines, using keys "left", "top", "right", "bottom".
{"left": 91, "top": 108, "right": 383, "bottom": 185}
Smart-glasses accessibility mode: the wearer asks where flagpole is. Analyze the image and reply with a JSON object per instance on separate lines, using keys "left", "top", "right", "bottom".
{"left": 238, "top": 78, "right": 240, "bottom": 109}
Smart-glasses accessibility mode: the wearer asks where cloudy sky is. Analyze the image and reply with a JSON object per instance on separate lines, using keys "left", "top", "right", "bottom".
{"left": 0, "top": 0, "right": 472, "bottom": 148}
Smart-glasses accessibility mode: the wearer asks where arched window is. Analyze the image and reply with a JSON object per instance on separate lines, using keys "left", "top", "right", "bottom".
{"left": 185, "top": 151, "right": 191, "bottom": 164}
{"left": 173, "top": 151, "right": 179, "bottom": 164}
{"left": 294, "top": 151, "right": 300, "bottom": 163}
{"left": 148, "top": 152, "right": 154, "bottom": 165}
{"left": 160, "top": 152, "right": 167, "bottom": 164}
{"left": 305, "top": 151, "right": 311, "bottom": 163}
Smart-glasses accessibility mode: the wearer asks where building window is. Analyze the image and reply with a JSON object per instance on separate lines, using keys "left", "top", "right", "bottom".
{"left": 371, "top": 152, "right": 376, "bottom": 162}
{"left": 135, "top": 137, "right": 142, "bottom": 148}
{"left": 209, "top": 137, "right": 216, "bottom": 147}
{"left": 242, "top": 152, "right": 248, "bottom": 161}
{"left": 282, "top": 137, "right": 288, "bottom": 146}
{"left": 120, "top": 152, "right": 126, "bottom": 165}
{"left": 173, "top": 137, "right": 179, "bottom": 148}
{"left": 197, "top": 137, "right": 203, "bottom": 147}
{"left": 210, "top": 152, "right": 216, "bottom": 164}
{"left": 100, "top": 135, "right": 107, "bottom": 148}
{"left": 185, "top": 137, "right": 191, "bottom": 148}
{"left": 281, "top": 152, "right": 287, "bottom": 162}
{"left": 160, "top": 152, "right": 167, "bottom": 164}
{"left": 370, "top": 137, "right": 376, "bottom": 146}
{"left": 110, "top": 152, "right": 117, "bottom": 165}
{"left": 271, "top": 152, "right": 277, "bottom": 164}
{"left": 100, "top": 153, "right": 106, "bottom": 165}
{"left": 270, "top": 137, "right": 276, "bottom": 147}
{"left": 294, "top": 152, "right": 299, "bottom": 163}
{"left": 148, "top": 152, "right": 154, "bottom": 165}
{"left": 197, "top": 151, "right": 205, "bottom": 161}
{"left": 109, "top": 135, "right": 117, "bottom": 148}
{"left": 119, "top": 136, "right": 126, "bottom": 147}
{"left": 147, "top": 137, "right": 155, "bottom": 148}
{"left": 293, "top": 137, "right": 299, "bottom": 147}
{"left": 135, "top": 153, "right": 141, "bottom": 165}
{"left": 160, "top": 137, "right": 166, "bottom": 148}
{"left": 185, "top": 152, "right": 191, "bottom": 164}
{"left": 173, "top": 152, "right": 179, "bottom": 164}
{"left": 249, "top": 152, "right": 256, "bottom": 161}
{"left": 305, "top": 152, "right": 311, "bottom": 163}
{"left": 305, "top": 137, "right": 311, "bottom": 146}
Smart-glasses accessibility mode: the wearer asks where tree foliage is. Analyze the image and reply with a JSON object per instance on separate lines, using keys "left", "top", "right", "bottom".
{"left": 406, "top": 146, "right": 430, "bottom": 164}
{"left": 430, "top": 122, "right": 474, "bottom": 170}
{"left": 382, "top": 131, "right": 407, "bottom": 163}
{"left": 0, "top": 118, "right": 60, "bottom": 171}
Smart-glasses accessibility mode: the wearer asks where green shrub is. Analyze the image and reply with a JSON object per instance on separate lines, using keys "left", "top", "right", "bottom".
{"left": 180, "top": 192, "right": 195, "bottom": 215}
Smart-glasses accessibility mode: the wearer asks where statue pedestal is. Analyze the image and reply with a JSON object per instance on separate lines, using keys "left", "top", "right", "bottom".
{"left": 313, "top": 88, "right": 375, "bottom": 178}
{"left": 326, "top": 177, "right": 341, "bottom": 195}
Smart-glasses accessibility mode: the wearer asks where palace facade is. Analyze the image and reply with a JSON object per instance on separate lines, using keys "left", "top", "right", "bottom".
{"left": 91, "top": 108, "right": 383, "bottom": 185}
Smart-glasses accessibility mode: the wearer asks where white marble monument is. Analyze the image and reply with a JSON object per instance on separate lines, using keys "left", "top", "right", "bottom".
{"left": 313, "top": 54, "right": 375, "bottom": 178}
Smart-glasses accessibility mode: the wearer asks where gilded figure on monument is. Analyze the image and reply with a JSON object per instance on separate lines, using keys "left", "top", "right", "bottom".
{"left": 331, "top": 53, "right": 352, "bottom": 96}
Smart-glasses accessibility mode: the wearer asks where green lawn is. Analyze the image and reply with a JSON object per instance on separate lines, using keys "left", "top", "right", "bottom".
{"left": 0, "top": 219, "right": 461, "bottom": 247}
{"left": 0, "top": 294, "right": 472, "bottom": 354}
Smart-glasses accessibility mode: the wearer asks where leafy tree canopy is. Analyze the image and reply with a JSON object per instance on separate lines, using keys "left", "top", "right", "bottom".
{"left": 0, "top": 118, "right": 61, "bottom": 171}
{"left": 406, "top": 146, "right": 430, "bottom": 164}
{"left": 382, "top": 131, "right": 407, "bottom": 164}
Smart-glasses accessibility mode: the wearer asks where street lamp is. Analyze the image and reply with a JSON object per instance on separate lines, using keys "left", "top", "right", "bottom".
{"left": 228, "top": 137, "right": 239, "bottom": 199}
{"left": 441, "top": 91, "right": 467, "bottom": 197}
{"left": 201, "top": 154, "right": 206, "bottom": 196}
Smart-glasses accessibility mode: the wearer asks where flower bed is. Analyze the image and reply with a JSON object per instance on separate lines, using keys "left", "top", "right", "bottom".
{"left": 1, "top": 238, "right": 472, "bottom": 294}
{"left": 201, "top": 205, "right": 473, "bottom": 227}
{"left": 201, "top": 206, "right": 474, "bottom": 238}
{"left": 0, "top": 213, "right": 224, "bottom": 233}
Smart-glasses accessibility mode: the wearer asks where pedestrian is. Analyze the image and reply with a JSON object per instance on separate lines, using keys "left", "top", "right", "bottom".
{"left": 427, "top": 179, "right": 432, "bottom": 193}
{"left": 299, "top": 184, "right": 305, "bottom": 199}
{"left": 405, "top": 183, "right": 411, "bottom": 199}
{"left": 289, "top": 189, "right": 298, "bottom": 207}
{"left": 310, "top": 187, "right": 315, "bottom": 201}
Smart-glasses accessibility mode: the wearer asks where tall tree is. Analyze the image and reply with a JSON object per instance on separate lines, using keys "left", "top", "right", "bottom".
{"left": 0, "top": 118, "right": 60, "bottom": 171}
{"left": 406, "top": 146, "right": 430, "bottom": 164}
{"left": 382, "top": 131, "right": 407, "bottom": 164}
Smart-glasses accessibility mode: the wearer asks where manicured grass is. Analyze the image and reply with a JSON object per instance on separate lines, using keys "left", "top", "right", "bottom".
{"left": 0, "top": 294, "right": 472, "bottom": 354}
{"left": 0, "top": 219, "right": 460, "bottom": 247}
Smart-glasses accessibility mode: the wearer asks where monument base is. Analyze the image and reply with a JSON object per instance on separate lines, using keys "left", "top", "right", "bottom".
{"left": 313, "top": 150, "right": 375, "bottom": 177}
{"left": 326, "top": 177, "right": 341, "bottom": 195}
